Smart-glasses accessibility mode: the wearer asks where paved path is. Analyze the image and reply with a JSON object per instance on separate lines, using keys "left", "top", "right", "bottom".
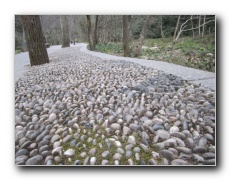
{"left": 14, "top": 43, "right": 215, "bottom": 91}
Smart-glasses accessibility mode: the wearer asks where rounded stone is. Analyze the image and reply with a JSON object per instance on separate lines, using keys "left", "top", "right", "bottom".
{"left": 16, "top": 149, "right": 28, "bottom": 157}
{"left": 49, "top": 113, "right": 57, "bottom": 122}
{"left": 64, "top": 149, "right": 75, "bottom": 157}
{"left": 90, "top": 157, "right": 96, "bottom": 165}
{"left": 62, "top": 135, "right": 72, "bottom": 143}
{"left": 51, "top": 134, "right": 60, "bottom": 144}
{"left": 88, "top": 148, "right": 97, "bottom": 156}
{"left": 193, "top": 146, "right": 206, "bottom": 153}
{"left": 160, "top": 150, "right": 175, "bottom": 161}
{"left": 127, "top": 136, "right": 136, "bottom": 145}
{"left": 171, "top": 159, "right": 188, "bottom": 165}
{"left": 123, "top": 126, "right": 132, "bottom": 136}
{"left": 126, "top": 150, "right": 132, "bottom": 157}
{"left": 15, "top": 155, "right": 28, "bottom": 163}
{"left": 134, "top": 147, "right": 141, "bottom": 153}
{"left": 169, "top": 126, "right": 179, "bottom": 134}
{"left": 101, "top": 160, "right": 109, "bottom": 165}
{"left": 25, "top": 155, "right": 43, "bottom": 165}
{"left": 113, "top": 153, "right": 122, "bottom": 160}
{"left": 80, "top": 152, "right": 87, "bottom": 158}
{"left": 149, "top": 158, "right": 157, "bottom": 165}
{"left": 110, "top": 123, "right": 121, "bottom": 131}
{"left": 102, "top": 151, "right": 110, "bottom": 157}
{"left": 114, "top": 140, "right": 122, "bottom": 147}
{"left": 146, "top": 111, "right": 153, "bottom": 118}
{"left": 156, "top": 130, "right": 170, "bottom": 140}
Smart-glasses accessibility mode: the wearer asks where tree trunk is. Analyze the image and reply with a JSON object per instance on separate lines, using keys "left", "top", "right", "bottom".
{"left": 93, "top": 15, "right": 99, "bottom": 49}
{"left": 198, "top": 15, "right": 201, "bottom": 36}
{"left": 86, "top": 15, "right": 94, "bottom": 50}
{"left": 21, "top": 15, "right": 49, "bottom": 66}
{"left": 123, "top": 15, "right": 130, "bottom": 57}
{"left": 202, "top": 15, "right": 206, "bottom": 37}
{"left": 173, "top": 15, "right": 181, "bottom": 43}
{"left": 191, "top": 15, "right": 194, "bottom": 38}
{"left": 21, "top": 28, "right": 27, "bottom": 52}
{"left": 128, "top": 15, "right": 136, "bottom": 42}
{"left": 160, "top": 16, "right": 166, "bottom": 39}
{"left": 134, "top": 15, "right": 151, "bottom": 57}
{"left": 60, "top": 15, "right": 70, "bottom": 48}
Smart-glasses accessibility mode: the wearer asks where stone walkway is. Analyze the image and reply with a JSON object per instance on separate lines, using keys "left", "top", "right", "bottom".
{"left": 15, "top": 43, "right": 215, "bottom": 91}
{"left": 15, "top": 46, "right": 215, "bottom": 166}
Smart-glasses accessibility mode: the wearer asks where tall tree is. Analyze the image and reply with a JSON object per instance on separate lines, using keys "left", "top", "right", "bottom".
{"left": 86, "top": 15, "right": 94, "bottom": 50}
{"left": 93, "top": 15, "right": 99, "bottom": 49}
{"left": 60, "top": 15, "right": 70, "bottom": 48}
{"left": 122, "top": 15, "right": 130, "bottom": 57}
{"left": 21, "top": 15, "right": 49, "bottom": 66}
{"left": 134, "top": 15, "right": 151, "bottom": 57}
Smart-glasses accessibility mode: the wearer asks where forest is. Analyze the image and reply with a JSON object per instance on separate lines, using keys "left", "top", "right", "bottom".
{"left": 15, "top": 15, "right": 215, "bottom": 71}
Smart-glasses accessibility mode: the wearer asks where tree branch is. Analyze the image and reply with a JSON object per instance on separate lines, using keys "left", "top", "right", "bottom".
{"left": 182, "top": 19, "right": 214, "bottom": 32}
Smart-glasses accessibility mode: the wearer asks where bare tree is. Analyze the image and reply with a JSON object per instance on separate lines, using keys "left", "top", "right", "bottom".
{"left": 60, "top": 15, "right": 70, "bottom": 48}
{"left": 202, "top": 15, "right": 206, "bottom": 37}
{"left": 198, "top": 15, "right": 201, "bottom": 36}
{"left": 173, "top": 15, "right": 181, "bottom": 43}
{"left": 191, "top": 15, "right": 194, "bottom": 38}
{"left": 134, "top": 15, "right": 151, "bottom": 57}
{"left": 122, "top": 15, "right": 130, "bottom": 57}
{"left": 21, "top": 15, "right": 49, "bottom": 66}
{"left": 174, "top": 16, "right": 214, "bottom": 44}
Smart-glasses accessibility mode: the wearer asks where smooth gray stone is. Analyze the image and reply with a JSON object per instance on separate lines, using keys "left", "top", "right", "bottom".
{"left": 126, "top": 150, "right": 132, "bottom": 157}
{"left": 102, "top": 151, "right": 110, "bottom": 157}
{"left": 39, "top": 145, "right": 49, "bottom": 154}
{"left": 89, "top": 148, "right": 97, "bottom": 156}
{"left": 64, "top": 149, "right": 75, "bottom": 157}
{"left": 160, "top": 150, "right": 175, "bottom": 161}
{"left": 152, "top": 124, "right": 164, "bottom": 131}
{"left": 15, "top": 155, "right": 28, "bottom": 163}
{"left": 83, "top": 156, "right": 90, "bottom": 165}
{"left": 204, "top": 159, "right": 215, "bottom": 165}
{"left": 51, "top": 134, "right": 60, "bottom": 143}
{"left": 184, "top": 138, "right": 195, "bottom": 149}
{"left": 176, "top": 147, "right": 192, "bottom": 154}
{"left": 193, "top": 146, "right": 207, "bottom": 153}
{"left": 171, "top": 159, "right": 188, "bottom": 165}
{"left": 16, "top": 149, "right": 28, "bottom": 157}
{"left": 148, "top": 158, "right": 157, "bottom": 165}
{"left": 156, "top": 130, "right": 170, "bottom": 140}
{"left": 113, "top": 153, "right": 122, "bottom": 160}
{"left": 38, "top": 140, "right": 49, "bottom": 149}
{"left": 25, "top": 155, "right": 43, "bottom": 165}
{"left": 20, "top": 141, "right": 32, "bottom": 149}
